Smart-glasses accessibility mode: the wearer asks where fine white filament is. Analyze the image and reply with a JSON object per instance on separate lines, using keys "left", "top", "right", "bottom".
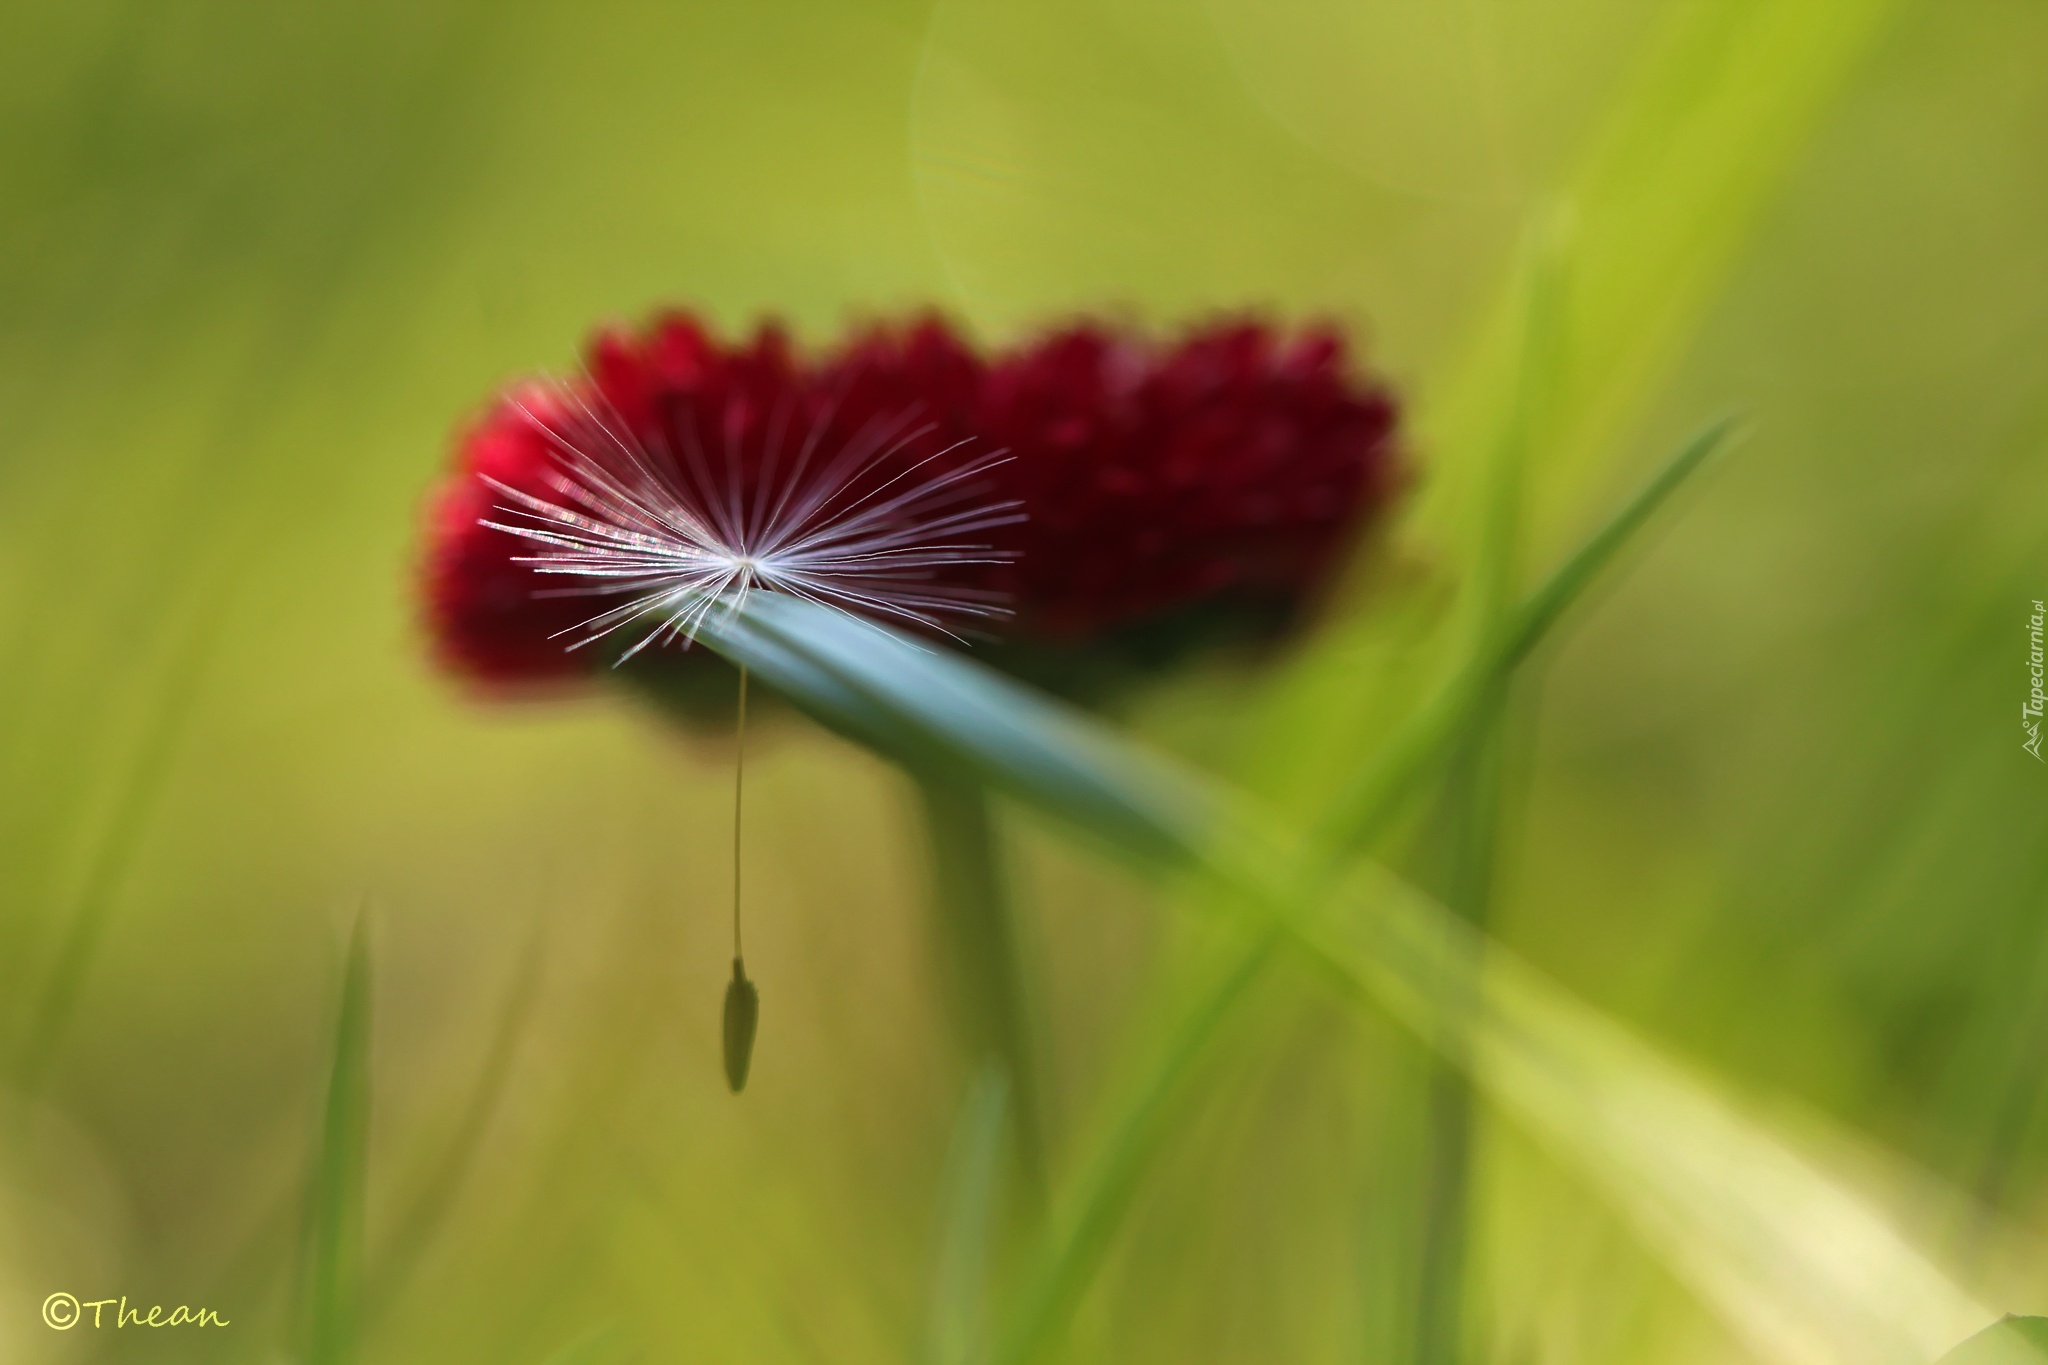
{"left": 478, "top": 380, "right": 1022, "bottom": 663}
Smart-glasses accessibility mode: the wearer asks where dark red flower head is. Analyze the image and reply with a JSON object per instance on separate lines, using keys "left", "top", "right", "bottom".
{"left": 422, "top": 311, "right": 1402, "bottom": 699}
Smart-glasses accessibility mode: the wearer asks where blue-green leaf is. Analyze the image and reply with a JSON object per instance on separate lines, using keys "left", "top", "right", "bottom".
{"left": 640, "top": 588, "right": 1986, "bottom": 1365}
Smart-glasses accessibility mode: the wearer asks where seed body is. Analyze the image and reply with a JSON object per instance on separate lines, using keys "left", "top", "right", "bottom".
{"left": 723, "top": 958, "right": 759, "bottom": 1093}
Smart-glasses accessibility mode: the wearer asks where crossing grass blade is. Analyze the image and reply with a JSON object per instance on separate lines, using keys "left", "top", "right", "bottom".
{"left": 1314, "top": 414, "right": 1735, "bottom": 859}
{"left": 991, "top": 928, "right": 1279, "bottom": 1365}
{"left": 302, "top": 913, "right": 374, "bottom": 1365}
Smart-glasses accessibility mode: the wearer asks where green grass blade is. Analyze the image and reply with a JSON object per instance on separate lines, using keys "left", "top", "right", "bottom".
{"left": 1428, "top": 0, "right": 1904, "bottom": 534}
{"left": 993, "top": 928, "right": 1278, "bottom": 1365}
{"left": 1407, "top": 713, "right": 1511, "bottom": 1365}
{"left": 1314, "top": 415, "right": 1735, "bottom": 858}
{"left": 13, "top": 595, "right": 224, "bottom": 1091}
{"left": 367, "top": 923, "right": 544, "bottom": 1322}
{"left": 1469, "top": 205, "right": 1570, "bottom": 632}
{"left": 1496, "top": 414, "right": 1738, "bottom": 671}
{"left": 1405, "top": 212, "right": 1563, "bottom": 1365}
{"left": 538, "top": 1323, "right": 627, "bottom": 1365}
{"left": 917, "top": 768, "right": 1046, "bottom": 1206}
{"left": 1254, "top": 0, "right": 1901, "bottom": 810}
{"left": 302, "top": 913, "right": 374, "bottom": 1365}
{"left": 637, "top": 588, "right": 1986, "bottom": 1365}
{"left": 1936, "top": 1318, "right": 2048, "bottom": 1365}
{"left": 924, "top": 1063, "right": 1011, "bottom": 1365}
{"left": 1304, "top": 863, "right": 1992, "bottom": 1365}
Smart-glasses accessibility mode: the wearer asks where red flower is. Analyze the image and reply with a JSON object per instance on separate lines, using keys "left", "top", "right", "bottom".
{"left": 978, "top": 320, "right": 1401, "bottom": 642}
{"left": 422, "top": 311, "right": 1402, "bottom": 695}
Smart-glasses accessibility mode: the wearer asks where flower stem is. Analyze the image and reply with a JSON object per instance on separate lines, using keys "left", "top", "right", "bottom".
{"left": 1410, "top": 708, "right": 1506, "bottom": 1365}
{"left": 914, "top": 767, "right": 1044, "bottom": 1208}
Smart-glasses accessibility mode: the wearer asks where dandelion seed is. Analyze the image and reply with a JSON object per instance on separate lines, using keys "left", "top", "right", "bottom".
{"left": 448, "top": 332, "right": 1021, "bottom": 1095}
{"left": 476, "top": 380, "right": 1022, "bottom": 664}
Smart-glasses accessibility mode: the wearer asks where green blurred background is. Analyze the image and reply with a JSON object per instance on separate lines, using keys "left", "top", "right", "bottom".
{"left": 2, "top": 0, "right": 2046, "bottom": 1361}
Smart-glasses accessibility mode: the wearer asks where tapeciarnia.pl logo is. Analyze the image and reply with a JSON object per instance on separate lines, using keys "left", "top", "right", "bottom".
{"left": 2026, "top": 599, "right": 2045, "bottom": 762}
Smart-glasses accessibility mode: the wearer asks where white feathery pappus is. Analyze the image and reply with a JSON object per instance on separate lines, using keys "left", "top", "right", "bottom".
{"left": 476, "top": 379, "right": 1021, "bottom": 662}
